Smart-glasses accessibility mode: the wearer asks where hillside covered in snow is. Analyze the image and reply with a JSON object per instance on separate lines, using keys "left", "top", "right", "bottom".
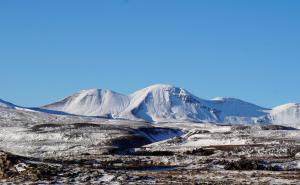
{"left": 39, "top": 84, "right": 300, "bottom": 126}
{"left": 0, "top": 84, "right": 299, "bottom": 127}
{"left": 0, "top": 85, "right": 300, "bottom": 183}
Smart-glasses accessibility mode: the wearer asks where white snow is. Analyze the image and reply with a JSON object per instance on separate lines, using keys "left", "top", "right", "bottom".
{"left": 268, "top": 103, "right": 300, "bottom": 128}
{"left": 0, "top": 84, "right": 299, "bottom": 127}
{"left": 120, "top": 84, "right": 218, "bottom": 123}
{"left": 43, "top": 89, "right": 130, "bottom": 118}
{"left": 97, "top": 174, "right": 115, "bottom": 182}
{"left": 208, "top": 97, "right": 270, "bottom": 123}
{"left": 183, "top": 138, "right": 249, "bottom": 147}
{"left": 14, "top": 163, "right": 28, "bottom": 172}
{"left": 42, "top": 84, "right": 273, "bottom": 124}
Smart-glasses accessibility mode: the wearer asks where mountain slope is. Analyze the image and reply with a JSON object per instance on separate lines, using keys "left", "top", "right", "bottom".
{"left": 208, "top": 97, "right": 270, "bottom": 123}
{"left": 0, "top": 99, "right": 17, "bottom": 109}
{"left": 42, "top": 84, "right": 273, "bottom": 124}
{"left": 119, "top": 84, "right": 218, "bottom": 122}
{"left": 43, "top": 89, "right": 130, "bottom": 118}
{"left": 2, "top": 84, "right": 299, "bottom": 127}
{"left": 0, "top": 98, "right": 71, "bottom": 117}
{"left": 267, "top": 103, "right": 300, "bottom": 128}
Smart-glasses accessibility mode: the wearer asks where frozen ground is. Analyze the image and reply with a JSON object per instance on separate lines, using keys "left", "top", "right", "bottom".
{"left": 0, "top": 107, "right": 300, "bottom": 184}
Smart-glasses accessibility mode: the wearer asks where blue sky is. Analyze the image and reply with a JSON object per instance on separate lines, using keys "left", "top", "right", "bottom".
{"left": 0, "top": 0, "right": 299, "bottom": 107}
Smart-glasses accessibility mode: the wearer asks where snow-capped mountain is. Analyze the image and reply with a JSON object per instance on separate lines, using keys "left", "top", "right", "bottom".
{"left": 43, "top": 89, "right": 130, "bottom": 118}
{"left": 43, "top": 85, "right": 218, "bottom": 122}
{"left": 42, "top": 84, "right": 274, "bottom": 123}
{"left": 119, "top": 84, "right": 218, "bottom": 122}
{"left": 266, "top": 103, "right": 300, "bottom": 128}
{"left": 207, "top": 97, "right": 270, "bottom": 124}
{"left": 1, "top": 84, "right": 299, "bottom": 126}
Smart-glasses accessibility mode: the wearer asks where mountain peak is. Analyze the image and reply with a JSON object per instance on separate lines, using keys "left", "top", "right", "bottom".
{"left": 121, "top": 84, "right": 216, "bottom": 122}
{"left": 43, "top": 88, "right": 129, "bottom": 117}
{"left": 78, "top": 88, "right": 101, "bottom": 94}
{"left": 130, "top": 84, "right": 191, "bottom": 97}
{"left": 40, "top": 85, "right": 299, "bottom": 125}
{"left": 136, "top": 84, "right": 178, "bottom": 93}
{"left": 77, "top": 88, "right": 120, "bottom": 96}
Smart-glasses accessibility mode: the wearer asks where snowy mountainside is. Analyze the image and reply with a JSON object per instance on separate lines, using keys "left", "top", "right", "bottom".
{"left": 207, "top": 97, "right": 270, "bottom": 124}
{"left": 43, "top": 85, "right": 220, "bottom": 122}
{"left": 41, "top": 84, "right": 300, "bottom": 126}
{"left": 43, "top": 89, "right": 130, "bottom": 118}
{"left": 120, "top": 84, "right": 218, "bottom": 122}
{"left": 265, "top": 103, "right": 300, "bottom": 128}
{"left": 1, "top": 84, "right": 299, "bottom": 126}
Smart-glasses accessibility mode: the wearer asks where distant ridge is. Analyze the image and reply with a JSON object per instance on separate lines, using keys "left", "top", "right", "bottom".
{"left": 0, "top": 99, "right": 17, "bottom": 109}
{"left": 38, "top": 84, "right": 300, "bottom": 125}
{"left": 1, "top": 84, "right": 299, "bottom": 126}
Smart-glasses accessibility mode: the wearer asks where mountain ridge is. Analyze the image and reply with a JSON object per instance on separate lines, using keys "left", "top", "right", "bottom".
{"left": 1, "top": 84, "right": 299, "bottom": 126}
{"left": 0, "top": 98, "right": 17, "bottom": 109}
{"left": 40, "top": 84, "right": 299, "bottom": 125}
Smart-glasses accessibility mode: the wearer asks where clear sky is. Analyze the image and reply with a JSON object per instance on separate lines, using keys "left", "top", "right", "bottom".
{"left": 0, "top": 0, "right": 299, "bottom": 108}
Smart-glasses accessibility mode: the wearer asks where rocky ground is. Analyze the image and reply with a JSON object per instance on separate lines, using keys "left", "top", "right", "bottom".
{"left": 0, "top": 146, "right": 300, "bottom": 184}
{"left": 0, "top": 107, "right": 300, "bottom": 184}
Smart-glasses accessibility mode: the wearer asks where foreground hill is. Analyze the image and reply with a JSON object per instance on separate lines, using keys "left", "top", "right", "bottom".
{"left": 0, "top": 114, "right": 300, "bottom": 184}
